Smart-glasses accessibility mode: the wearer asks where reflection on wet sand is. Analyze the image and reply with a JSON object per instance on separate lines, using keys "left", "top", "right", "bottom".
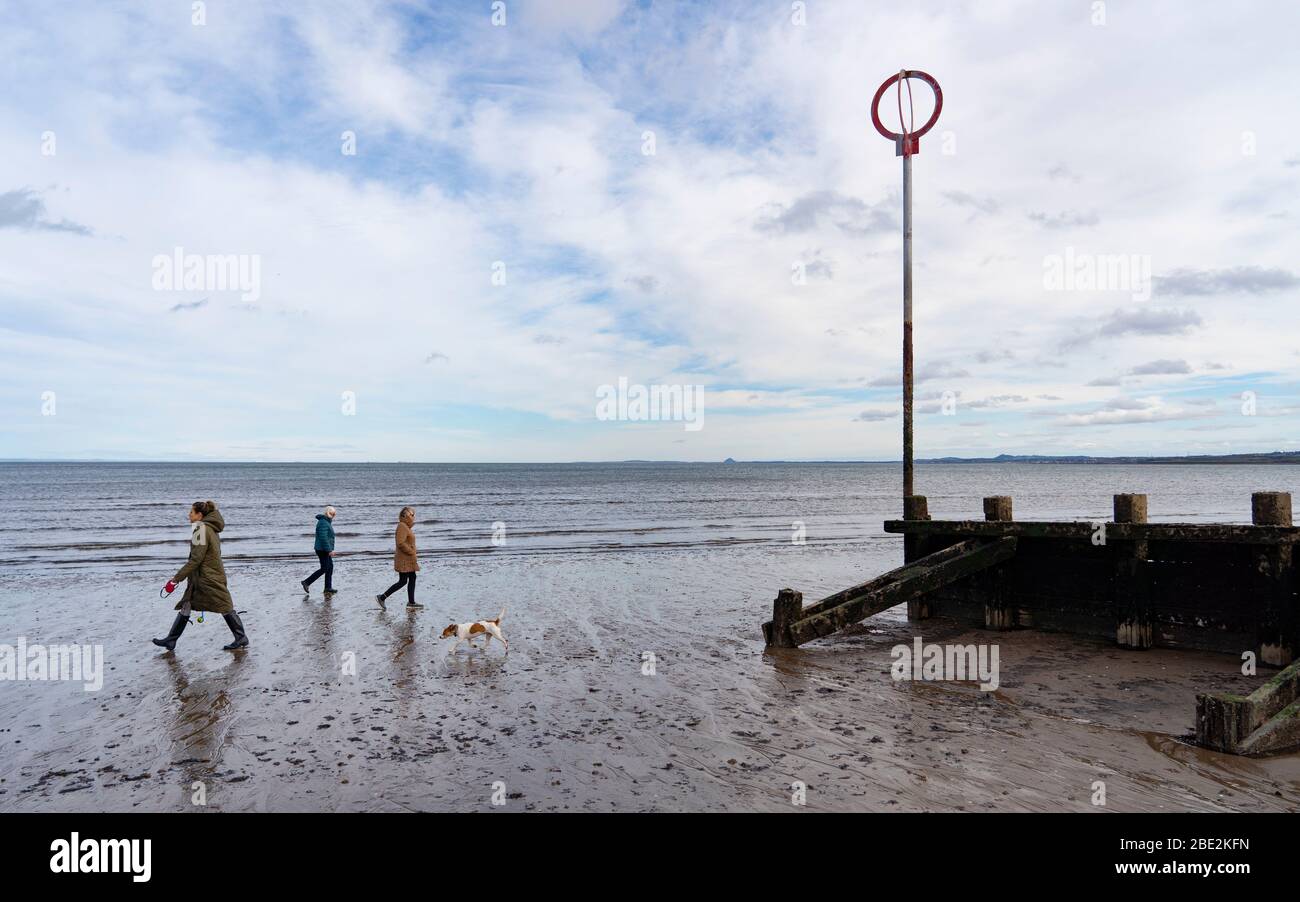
{"left": 384, "top": 609, "right": 420, "bottom": 682}
{"left": 161, "top": 653, "right": 246, "bottom": 796}
{"left": 439, "top": 649, "right": 508, "bottom": 680}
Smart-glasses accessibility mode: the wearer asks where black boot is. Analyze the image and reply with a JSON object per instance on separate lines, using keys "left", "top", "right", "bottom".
{"left": 152, "top": 614, "right": 189, "bottom": 651}
{"left": 222, "top": 613, "right": 249, "bottom": 650}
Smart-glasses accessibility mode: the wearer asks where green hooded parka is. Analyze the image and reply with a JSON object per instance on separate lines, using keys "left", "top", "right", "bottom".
{"left": 172, "top": 508, "right": 235, "bottom": 615}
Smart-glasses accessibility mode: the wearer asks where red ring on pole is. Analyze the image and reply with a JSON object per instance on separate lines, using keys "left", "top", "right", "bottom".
{"left": 871, "top": 70, "right": 942, "bottom": 157}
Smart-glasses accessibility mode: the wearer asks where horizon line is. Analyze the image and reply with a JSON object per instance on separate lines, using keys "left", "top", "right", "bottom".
{"left": 2, "top": 451, "right": 1298, "bottom": 466}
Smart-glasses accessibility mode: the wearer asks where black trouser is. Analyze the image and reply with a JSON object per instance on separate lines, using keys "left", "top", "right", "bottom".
{"left": 304, "top": 550, "right": 334, "bottom": 591}
{"left": 380, "top": 571, "right": 416, "bottom": 604}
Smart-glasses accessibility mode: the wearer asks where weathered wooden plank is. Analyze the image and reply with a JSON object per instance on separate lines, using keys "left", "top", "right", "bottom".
{"left": 798, "top": 539, "right": 992, "bottom": 620}
{"left": 1113, "top": 493, "right": 1148, "bottom": 525}
{"left": 1252, "top": 493, "right": 1296, "bottom": 667}
{"left": 1253, "top": 543, "right": 1296, "bottom": 667}
{"left": 902, "top": 496, "right": 933, "bottom": 611}
{"left": 884, "top": 519, "right": 1300, "bottom": 544}
{"left": 762, "top": 588, "right": 804, "bottom": 648}
{"left": 1113, "top": 493, "right": 1153, "bottom": 649}
{"left": 1197, "top": 657, "right": 1300, "bottom": 755}
{"left": 1253, "top": 491, "right": 1293, "bottom": 527}
{"left": 981, "top": 564, "right": 1015, "bottom": 630}
{"left": 786, "top": 537, "right": 1017, "bottom": 646}
{"left": 981, "top": 497, "right": 1014, "bottom": 628}
{"left": 1237, "top": 700, "right": 1300, "bottom": 756}
{"left": 761, "top": 540, "right": 984, "bottom": 644}
{"left": 983, "top": 495, "right": 1013, "bottom": 522}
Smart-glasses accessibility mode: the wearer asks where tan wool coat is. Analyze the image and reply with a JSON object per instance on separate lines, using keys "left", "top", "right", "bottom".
{"left": 394, "top": 521, "right": 419, "bottom": 573}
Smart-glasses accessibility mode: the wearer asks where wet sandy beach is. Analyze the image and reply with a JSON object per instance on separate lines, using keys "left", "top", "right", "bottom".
{"left": 3, "top": 542, "right": 1297, "bottom": 813}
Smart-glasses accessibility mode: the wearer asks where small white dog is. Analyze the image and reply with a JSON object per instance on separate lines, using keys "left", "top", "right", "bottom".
{"left": 439, "top": 608, "right": 507, "bottom": 652}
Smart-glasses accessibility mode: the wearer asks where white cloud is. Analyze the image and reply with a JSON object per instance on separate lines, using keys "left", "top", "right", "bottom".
{"left": 0, "top": 1, "right": 1297, "bottom": 461}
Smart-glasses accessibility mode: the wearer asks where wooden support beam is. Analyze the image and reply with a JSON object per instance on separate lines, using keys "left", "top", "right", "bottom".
{"left": 882, "top": 519, "right": 1300, "bottom": 544}
{"left": 1252, "top": 492, "right": 1295, "bottom": 666}
{"left": 1253, "top": 544, "right": 1295, "bottom": 667}
{"left": 903, "top": 495, "right": 930, "bottom": 521}
{"left": 794, "top": 539, "right": 995, "bottom": 621}
{"left": 981, "top": 496, "right": 1015, "bottom": 628}
{"left": 983, "top": 496, "right": 1013, "bottom": 522}
{"left": 762, "top": 541, "right": 994, "bottom": 646}
{"left": 982, "top": 563, "right": 1015, "bottom": 631}
{"left": 764, "top": 539, "right": 1013, "bottom": 647}
{"left": 1113, "top": 493, "right": 1152, "bottom": 649}
{"left": 903, "top": 494, "right": 932, "bottom": 619}
{"left": 1197, "top": 657, "right": 1300, "bottom": 755}
{"left": 762, "top": 588, "right": 803, "bottom": 649}
{"left": 1253, "top": 491, "right": 1293, "bottom": 526}
{"left": 1113, "top": 493, "right": 1147, "bottom": 524}
{"left": 785, "top": 537, "right": 1017, "bottom": 647}
{"left": 1237, "top": 700, "right": 1300, "bottom": 756}
{"left": 1195, "top": 693, "right": 1254, "bottom": 754}
{"left": 869, "top": 503, "right": 1297, "bottom": 666}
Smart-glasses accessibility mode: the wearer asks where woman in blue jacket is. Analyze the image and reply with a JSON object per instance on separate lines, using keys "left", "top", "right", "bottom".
{"left": 301, "top": 506, "right": 337, "bottom": 596}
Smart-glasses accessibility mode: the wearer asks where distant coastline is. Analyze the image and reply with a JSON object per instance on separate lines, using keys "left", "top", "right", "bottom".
{"left": 721, "top": 452, "right": 1300, "bottom": 465}
{"left": 724, "top": 451, "right": 1300, "bottom": 465}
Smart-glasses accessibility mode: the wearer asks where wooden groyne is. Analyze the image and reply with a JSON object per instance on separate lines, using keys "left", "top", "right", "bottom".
{"left": 764, "top": 491, "right": 1300, "bottom": 756}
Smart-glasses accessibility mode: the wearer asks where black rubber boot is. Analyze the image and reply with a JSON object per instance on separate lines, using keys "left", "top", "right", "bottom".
{"left": 222, "top": 613, "right": 249, "bottom": 650}
{"left": 152, "top": 614, "right": 189, "bottom": 651}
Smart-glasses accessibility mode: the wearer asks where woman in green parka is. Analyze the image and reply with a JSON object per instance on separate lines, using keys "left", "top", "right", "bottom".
{"left": 153, "top": 500, "right": 249, "bottom": 651}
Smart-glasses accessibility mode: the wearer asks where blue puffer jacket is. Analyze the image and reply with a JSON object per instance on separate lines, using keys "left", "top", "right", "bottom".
{"left": 314, "top": 514, "right": 335, "bottom": 552}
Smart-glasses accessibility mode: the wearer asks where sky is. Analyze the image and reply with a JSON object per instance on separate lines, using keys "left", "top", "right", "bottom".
{"left": 0, "top": 0, "right": 1297, "bottom": 462}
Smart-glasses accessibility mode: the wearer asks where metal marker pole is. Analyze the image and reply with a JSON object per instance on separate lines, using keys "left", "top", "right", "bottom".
{"left": 902, "top": 149, "right": 914, "bottom": 503}
{"left": 870, "top": 69, "right": 942, "bottom": 517}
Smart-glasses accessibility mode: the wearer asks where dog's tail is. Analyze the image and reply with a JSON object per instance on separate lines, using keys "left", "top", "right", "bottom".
{"left": 494, "top": 607, "right": 506, "bottom": 624}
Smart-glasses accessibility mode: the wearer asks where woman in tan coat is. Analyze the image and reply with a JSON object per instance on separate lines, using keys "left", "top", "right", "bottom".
{"left": 376, "top": 506, "right": 422, "bottom": 609}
